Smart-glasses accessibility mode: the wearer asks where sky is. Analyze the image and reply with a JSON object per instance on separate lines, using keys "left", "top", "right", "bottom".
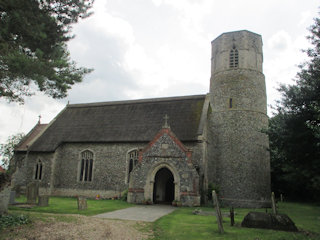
{"left": 0, "top": 0, "right": 319, "bottom": 146}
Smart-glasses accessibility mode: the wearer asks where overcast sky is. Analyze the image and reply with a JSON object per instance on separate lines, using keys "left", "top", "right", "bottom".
{"left": 0, "top": 0, "right": 319, "bottom": 146}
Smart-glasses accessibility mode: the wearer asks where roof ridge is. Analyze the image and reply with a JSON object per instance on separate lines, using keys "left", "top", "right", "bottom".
{"left": 68, "top": 94, "right": 206, "bottom": 108}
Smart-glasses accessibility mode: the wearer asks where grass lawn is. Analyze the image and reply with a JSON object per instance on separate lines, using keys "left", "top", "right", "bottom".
{"left": 9, "top": 196, "right": 133, "bottom": 216}
{"left": 6, "top": 197, "right": 320, "bottom": 239}
{"left": 152, "top": 202, "right": 320, "bottom": 240}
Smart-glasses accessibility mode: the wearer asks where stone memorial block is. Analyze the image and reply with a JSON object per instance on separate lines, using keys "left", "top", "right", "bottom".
{"left": 26, "top": 182, "right": 39, "bottom": 204}
{"left": 9, "top": 191, "right": 16, "bottom": 204}
{"left": 77, "top": 196, "right": 87, "bottom": 210}
{"left": 241, "top": 212, "right": 298, "bottom": 232}
{"left": 0, "top": 187, "right": 10, "bottom": 214}
{"left": 38, "top": 195, "right": 49, "bottom": 207}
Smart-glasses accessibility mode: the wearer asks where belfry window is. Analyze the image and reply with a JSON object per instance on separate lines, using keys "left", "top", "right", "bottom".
{"left": 35, "top": 160, "right": 43, "bottom": 180}
{"left": 229, "top": 48, "right": 239, "bottom": 68}
{"left": 79, "top": 150, "right": 94, "bottom": 182}
{"left": 229, "top": 98, "right": 233, "bottom": 108}
{"left": 126, "top": 149, "right": 138, "bottom": 183}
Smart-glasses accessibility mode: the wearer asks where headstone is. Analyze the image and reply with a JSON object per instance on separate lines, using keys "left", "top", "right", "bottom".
{"left": 280, "top": 194, "right": 284, "bottom": 202}
{"left": 241, "top": 212, "right": 298, "bottom": 232}
{"left": 26, "top": 182, "right": 39, "bottom": 204}
{"left": 212, "top": 190, "right": 224, "bottom": 234}
{"left": 230, "top": 207, "right": 235, "bottom": 226}
{"left": 271, "top": 192, "right": 277, "bottom": 214}
{"left": 77, "top": 196, "right": 87, "bottom": 210}
{"left": 38, "top": 195, "right": 49, "bottom": 207}
{"left": 0, "top": 186, "right": 11, "bottom": 214}
{"left": 9, "top": 191, "right": 16, "bottom": 204}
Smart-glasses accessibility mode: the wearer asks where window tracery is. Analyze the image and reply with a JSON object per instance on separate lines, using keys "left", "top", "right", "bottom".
{"left": 80, "top": 150, "right": 94, "bottom": 182}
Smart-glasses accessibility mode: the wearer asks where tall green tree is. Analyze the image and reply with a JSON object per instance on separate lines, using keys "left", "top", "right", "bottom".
{"left": 0, "top": 133, "right": 25, "bottom": 169}
{"left": 269, "top": 14, "right": 320, "bottom": 201}
{"left": 0, "top": 0, "right": 93, "bottom": 103}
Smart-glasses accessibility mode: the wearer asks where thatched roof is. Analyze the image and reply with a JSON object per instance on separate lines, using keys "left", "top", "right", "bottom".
{"left": 15, "top": 123, "right": 48, "bottom": 151}
{"left": 28, "top": 95, "right": 207, "bottom": 152}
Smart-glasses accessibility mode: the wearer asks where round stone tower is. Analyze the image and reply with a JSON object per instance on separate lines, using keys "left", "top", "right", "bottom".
{"left": 209, "top": 30, "right": 271, "bottom": 207}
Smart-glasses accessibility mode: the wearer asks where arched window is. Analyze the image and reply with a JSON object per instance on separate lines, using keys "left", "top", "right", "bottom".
{"left": 229, "top": 48, "right": 239, "bottom": 68}
{"left": 126, "top": 149, "right": 138, "bottom": 183}
{"left": 79, "top": 150, "right": 94, "bottom": 182}
{"left": 35, "top": 159, "right": 42, "bottom": 180}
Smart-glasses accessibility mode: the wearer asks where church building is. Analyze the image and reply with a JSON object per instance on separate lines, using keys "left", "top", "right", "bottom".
{"left": 13, "top": 30, "right": 271, "bottom": 207}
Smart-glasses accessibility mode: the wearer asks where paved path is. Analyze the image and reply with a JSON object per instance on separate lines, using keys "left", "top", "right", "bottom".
{"left": 94, "top": 205, "right": 176, "bottom": 222}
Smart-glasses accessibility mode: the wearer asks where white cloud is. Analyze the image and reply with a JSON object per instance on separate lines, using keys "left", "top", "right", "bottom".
{"left": 1, "top": 0, "right": 319, "bottom": 150}
{"left": 267, "top": 30, "right": 292, "bottom": 51}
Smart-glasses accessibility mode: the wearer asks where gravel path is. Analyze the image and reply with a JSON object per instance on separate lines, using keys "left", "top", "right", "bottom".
{"left": 2, "top": 214, "right": 153, "bottom": 240}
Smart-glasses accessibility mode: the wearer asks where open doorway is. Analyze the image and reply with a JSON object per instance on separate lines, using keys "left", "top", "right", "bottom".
{"left": 153, "top": 167, "right": 174, "bottom": 204}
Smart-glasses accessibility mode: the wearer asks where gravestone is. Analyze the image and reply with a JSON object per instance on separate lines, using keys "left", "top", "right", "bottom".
{"left": 26, "top": 182, "right": 39, "bottom": 204}
{"left": 241, "top": 212, "right": 298, "bottom": 232}
{"left": 9, "top": 191, "right": 16, "bottom": 204}
{"left": 0, "top": 186, "right": 10, "bottom": 214}
{"left": 212, "top": 190, "right": 224, "bottom": 234}
{"left": 38, "top": 195, "right": 49, "bottom": 207}
{"left": 77, "top": 196, "right": 87, "bottom": 210}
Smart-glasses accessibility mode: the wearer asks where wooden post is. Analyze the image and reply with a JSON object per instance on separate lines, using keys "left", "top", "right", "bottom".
{"left": 230, "top": 207, "right": 234, "bottom": 226}
{"left": 212, "top": 190, "right": 224, "bottom": 234}
{"left": 271, "top": 192, "right": 277, "bottom": 215}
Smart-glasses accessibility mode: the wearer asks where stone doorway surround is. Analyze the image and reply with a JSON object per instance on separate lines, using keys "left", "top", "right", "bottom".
{"left": 153, "top": 167, "right": 174, "bottom": 203}
{"left": 147, "top": 162, "right": 180, "bottom": 203}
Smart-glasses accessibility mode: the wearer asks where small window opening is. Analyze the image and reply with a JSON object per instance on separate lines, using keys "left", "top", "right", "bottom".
{"left": 229, "top": 98, "right": 233, "bottom": 108}
{"left": 35, "top": 160, "right": 42, "bottom": 180}
{"left": 80, "top": 150, "right": 94, "bottom": 182}
{"left": 127, "top": 149, "right": 138, "bottom": 183}
{"left": 229, "top": 48, "right": 239, "bottom": 68}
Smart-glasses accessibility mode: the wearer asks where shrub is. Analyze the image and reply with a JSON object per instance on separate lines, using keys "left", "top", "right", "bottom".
{"left": 121, "top": 189, "right": 128, "bottom": 201}
{"left": 0, "top": 214, "right": 30, "bottom": 230}
{"left": 207, "top": 183, "right": 220, "bottom": 201}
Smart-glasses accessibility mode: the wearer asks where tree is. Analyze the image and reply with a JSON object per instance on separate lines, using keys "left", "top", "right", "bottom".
{"left": 0, "top": 0, "right": 94, "bottom": 103}
{"left": 0, "top": 133, "right": 25, "bottom": 170}
{"left": 269, "top": 14, "right": 320, "bottom": 201}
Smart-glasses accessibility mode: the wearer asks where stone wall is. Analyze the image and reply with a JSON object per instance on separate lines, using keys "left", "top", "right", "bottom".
{"left": 17, "top": 140, "right": 203, "bottom": 200}
{"left": 52, "top": 142, "right": 146, "bottom": 197}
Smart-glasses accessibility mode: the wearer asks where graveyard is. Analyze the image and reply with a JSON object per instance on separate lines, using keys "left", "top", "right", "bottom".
{"left": 0, "top": 193, "right": 319, "bottom": 240}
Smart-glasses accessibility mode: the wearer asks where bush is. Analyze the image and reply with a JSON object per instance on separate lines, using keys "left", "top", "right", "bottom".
{"left": 121, "top": 189, "right": 128, "bottom": 201}
{"left": 0, "top": 172, "right": 10, "bottom": 191}
{"left": 207, "top": 183, "right": 220, "bottom": 201}
{"left": 0, "top": 214, "right": 30, "bottom": 230}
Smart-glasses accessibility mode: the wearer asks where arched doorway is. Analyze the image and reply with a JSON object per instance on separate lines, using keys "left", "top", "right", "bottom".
{"left": 153, "top": 168, "right": 174, "bottom": 204}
